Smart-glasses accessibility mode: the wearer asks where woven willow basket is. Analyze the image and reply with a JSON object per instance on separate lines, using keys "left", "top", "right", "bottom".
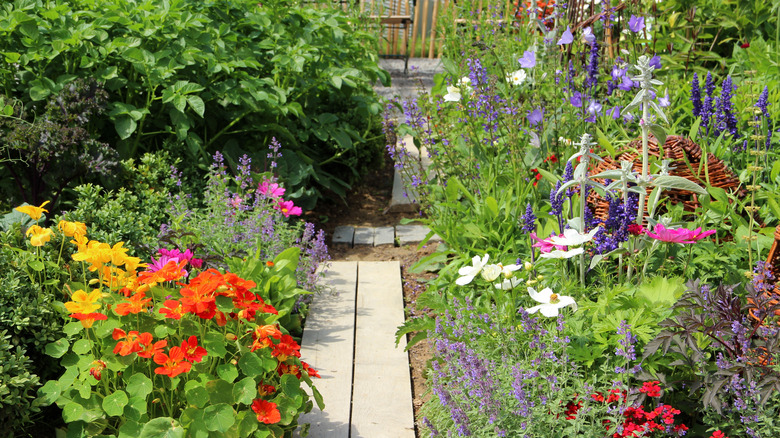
{"left": 586, "top": 135, "right": 742, "bottom": 220}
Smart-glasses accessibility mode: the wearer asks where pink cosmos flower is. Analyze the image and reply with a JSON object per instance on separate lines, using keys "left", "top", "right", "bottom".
{"left": 259, "top": 180, "right": 285, "bottom": 198}
{"left": 149, "top": 248, "right": 202, "bottom": 275}
{"left": 275, "top": 200, "right": 302, "bottom": 217}
{"left": 647, "top": 224, "right": 715, "bottom": 244}
{"left": 530, "top": 232, "right": 567, "bottom": 254}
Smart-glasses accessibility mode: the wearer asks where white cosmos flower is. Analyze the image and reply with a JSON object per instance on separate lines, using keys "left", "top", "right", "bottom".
{"left": 507, "top": 69, "right": 527, "bottom": 86}
{"left": 526, "top": 287, "right": 577, "bottom": 317}
{"left": 456, "top": 254, "right": 490, "bottom": 285}
{"left": 538, "top": 247, "right": 584, "bottom": 259}
{"left": 547, "top": 227, "right": 601, "bottom": 247}
{"left": 499, "top": 263, "right": 522, "bottom": 277}
{"left": 495, "top": 277, "right": 524, "bottom": 290}
{"left": 443, "top": 86, "right": 463, "bottom": 102}
{"left": 480, "top": 264, "right": 502, "bottom": 282}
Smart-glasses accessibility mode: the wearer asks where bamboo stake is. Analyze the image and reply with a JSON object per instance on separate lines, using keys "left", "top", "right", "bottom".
{"left": 428, "top": 0, "right": 440, "bottom": 57}
{"left": 411, "top": 0, "right": 422, "bottom": 57}
{"left": 420, "top": 0, "right": 430, "bottom": 59}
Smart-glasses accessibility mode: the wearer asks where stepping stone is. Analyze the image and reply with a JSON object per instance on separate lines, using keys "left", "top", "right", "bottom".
{"left": 332, "top": 226, "right": 354, "bottom": 248}
{"left": 374, "top": 226, "right": 395, "bottom": 246}
{"left": 353, "top": 227, "right": 375, "bottom": 246}
{"left": 395, "top": 224, "right": 439, "bottom": 246}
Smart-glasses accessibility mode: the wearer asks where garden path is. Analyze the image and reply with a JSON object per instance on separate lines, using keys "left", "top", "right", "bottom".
{"left": 297, "top": 59, "right": 440, "bottom": 438}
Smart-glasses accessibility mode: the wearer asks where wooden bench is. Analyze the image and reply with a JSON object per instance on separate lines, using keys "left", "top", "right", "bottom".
{"left": 361, "top": 0, "right": 414, "bottom": 73}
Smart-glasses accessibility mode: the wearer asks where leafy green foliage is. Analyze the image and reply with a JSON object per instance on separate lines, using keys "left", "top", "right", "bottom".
{"left": 0, "top": 329, "right": 42, "bottom": 434}
{"left": 0, "top": 0, "right": 387, "bottom": 208}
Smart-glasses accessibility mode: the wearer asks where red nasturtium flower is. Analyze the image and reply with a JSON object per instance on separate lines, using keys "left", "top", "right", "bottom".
{"left": 89, "top": 360, "right": 107, "bottom": 380}
{"left": 180, "top": 336, "right": 208, "bottom": 363}
{"left": 257, "top": 383, "right": 276, "bottom": 396}
{"left": 114, "top": 291, "right": 152, "bottom": 316}
{"left": 272, "top": 334, "right": 302, "bottom": 362}
{"left": 302, "top": 361, "right": 320, "bottom": 379}
{"left": 70, "top": 312, "right": 107, "bottom": 328}
{"left": 277, "top": 363, "right": 302, "bottom": 378}
{"left": 251, "top": 399, "right": 281, "bottom": 424}
{"left": 137, "top": 332, "right": 168, "bottom": 359}
{"left": 153, "top": 346, "right": 192, "bottom": 378}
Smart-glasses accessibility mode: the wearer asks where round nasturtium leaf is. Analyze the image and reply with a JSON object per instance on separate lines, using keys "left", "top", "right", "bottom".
{"left": 203, "top": 403, "right": 235, "bottom": 432}
{"left": 102, "top": 390, "right": 129, "bottom": 417}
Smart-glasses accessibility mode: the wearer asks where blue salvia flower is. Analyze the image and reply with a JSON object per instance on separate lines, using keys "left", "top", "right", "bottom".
{"left": 562, "top": 161, "right": 574, "bottom": 197}
{"left": 755, "top": 86, "right": 769, "bottom": 117}
{"left": 701, "top": 94, "right": 714, "bottom": 135}
{"left": 704, "top": 71, "right": 716, "bottom": 97}
{"left": 549, "top": 181, "right": 565, "bottom": 231}
{"left": 586, "top": 40, "right": 600, "bottom": 92}
{"left": 690, "top": 72, "right": 702, "bottom": 117}
{"left": 715, "top": 76, "right": 739, "bottom": 138}
{"left": 520, "top": 203, "right": 536, "bottom": 233}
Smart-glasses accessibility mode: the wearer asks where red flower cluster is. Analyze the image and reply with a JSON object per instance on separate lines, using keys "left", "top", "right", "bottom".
{"left": 112, "top": 329, "right": 207, "bottom": 379}
{"left": 710, "top": 431, "right": 728, "bottom": 438}
{"left": 565, "top": 383, "right": 687, "bottom": 437}
{"left": 251, "top": 399, "right": 281, "bottom": 424}
{"left": 530, "top": 168, "right": 543, "bottom": 186}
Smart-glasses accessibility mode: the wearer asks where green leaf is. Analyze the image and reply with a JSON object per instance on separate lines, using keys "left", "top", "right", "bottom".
{"left": 205, "top": 379, "right": 235, "bottom": 405}
{"left": 280, "top": 373, "right": 302, "bottom": 399}
{"left": 27, "top": 260, "right": 45, "bottom": 271}
{"left": 186, "top": 385, "right": 210, "bottom": 409}
{"left": 126, "top": 373, "right": 153, "bottom": 398}
{"left": 484, "top": 196, "right": 498, "bottom": 218}
{"left": 204, "top": 403, "right": 235, "bottom": 432}
{"left": 62, "top": 401, "right": 85, "bottom": 423}
{"left": 217, "top": 363, "right": 239, "bottom": 383}
{"left": 216, "top": 295, "right": 234, "bottom": 313}
{"left": 186, "top": 95, "right": 205, "bottom": 117}
{"left": 688, "top": 117, "right": 701, "bottom": 141}
{"left": 29, "top": 85, "right": 51, "bottom": 101}
{"left": 595, "top": 128, "right": 616, "bottom": 157}
{"left": 72, "top": 339, "right": 92, "bottom": 355}
{"left": 311, "top": 385, "right": 325, "bottom": 410}
{"left": 115, "top": 115, "right": 137, "bottom": 140}
{"left": 103, "top": 390, "right": 129, "bottom": 417}
{"left": 232, "top": 377, "right": 256, "bottom": 405}
{"left": 203, "top": 332, "right": 228, "bottom": 358}
{"left": 651, "top": 175, "right": 706, "bottom": 195}
{"left": 238, "top": 352, "right": 267, "bottom": 377}
{"left": 45, "top": 339, "right": 70, "bottom": 358}
{"left": 648, "top": 124, "right": 666, "bottom": 146}
{"left": 138, "top": 417, "right": 185, "bottom": 438}
{"left": 38, "top": 379, "right": 61, "bottom": 406}
{"left": 118, "top": 420, "right": 142, "bottom": 438}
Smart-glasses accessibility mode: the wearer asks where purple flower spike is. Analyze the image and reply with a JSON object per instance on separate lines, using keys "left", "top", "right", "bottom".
{"left": 570, "top": 91, "right": 583, "bottom": 108}
{"left": 628, "top": 15, "right": 645, "bottom": 33}
{"left": 527, "top": 108, "right": 544, "bottom": 126}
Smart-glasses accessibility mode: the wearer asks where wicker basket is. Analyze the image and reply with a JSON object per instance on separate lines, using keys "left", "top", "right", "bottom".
{"left": 586, "top": 135, "right": 743, "bottom": 220}
{"left": 765, "top": 225, "right": 780, "bottom": 295}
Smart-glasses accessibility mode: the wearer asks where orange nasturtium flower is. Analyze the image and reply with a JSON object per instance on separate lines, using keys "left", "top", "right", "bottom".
{"left": 15, "top": 201, "right": 50, "bottom": 221}
{"left": 70, "top": 312, "right": 107, "bottom": 328}
{"left": 272, "top": 334, "right": 301, "bottom": 362}
{"left": 113, "top": 329, "right": 142, "bottom": 356}
{"left": 114, "top": 291, "right": 152, "bottom": 316}
{"left": 64, "top": 289, "right": 102, "bottom": 314}
{"left": 26, "top": 225, "right": 53, "bottom": 247}
{"left": 153, "top": 346, "right": 192, "bottom": 378}
{"left": 159, "top": 300, "right": 185, "bottom": 320}
{"left": 251, "top": 399, "right": 281, "bottom": 424}
{"left": 57, "top": 220, "right": 87, "bottom": 238}
{"left": 89, "top": 360, "right": 107, "bottom": 381}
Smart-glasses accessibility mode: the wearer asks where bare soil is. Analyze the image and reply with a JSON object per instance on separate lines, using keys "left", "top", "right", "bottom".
{"left": 307, "top": 154, "right": 435, "bottom": 436}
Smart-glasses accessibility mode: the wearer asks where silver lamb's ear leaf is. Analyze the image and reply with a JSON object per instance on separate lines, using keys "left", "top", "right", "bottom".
{"left": 624, "top": 90, "right": 645, "bottom": 113}
{"left": 648, "top": 185, "right": 664, "bottom": 218}
{"left": 648, "top": 124, "right": 667, "bottom": 146}
{"left": 652, "top": 175, "right": 707, "bottom": 195}
{"left": 591, "top": 169, "right": 625, "bottom": 180}
{"left": 567, "top": 217, "right": 584, "bottom": 233}
{"left": 557, "top": 180, "right": 578, "bottom": 195}
{"left": 529, "top": 130, "right": 541, "bottom": 148}
{"left": 649, "top": 101, "right": 669, "bottom": 124}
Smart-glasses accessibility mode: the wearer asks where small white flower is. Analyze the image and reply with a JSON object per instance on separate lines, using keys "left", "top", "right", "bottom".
{"left": 538, "top": 247, "right": 585, "bottom": 259}
{"left": 480, "top": 264, "right": 502, "bottom": 282}
{"left": 495, "top": 277, "right": 524, "bottom": 290}
{"left": 443, "top": 85, "right": 463, "bottom": 102}
{"left": 526, "top": 287, "right": 577, "bottom": 317}
{"left": 499, "top": 263, "right": 522, "bottom": 278}
{"left": 456, "top": 254, "right": 490, "bottom": 285}
{"left": 547, "top": 227, "right": 601, "bottom": 247}
{"left": 506, "top": 69, "right": 527, "bottom": 86}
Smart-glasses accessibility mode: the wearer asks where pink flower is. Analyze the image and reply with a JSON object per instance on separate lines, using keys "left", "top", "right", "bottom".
{"left": 275, "top": 200, "right": 302, "bottom": 217}
{"left": 687, "top": 227, "right": 716, "bottom": 242}
{"left": 259, "top": 180, "right": 285, "bottom": 198}
{"left": 646, "top": 224, "right": 714, "bottom": 244}
{"left": 531, "top": 232, "right": 567, "bottom": 253}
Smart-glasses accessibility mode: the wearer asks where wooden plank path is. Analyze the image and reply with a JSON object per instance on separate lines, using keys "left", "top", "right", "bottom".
{"left": 298, "top": 261, "right": 415, "bottom": 438}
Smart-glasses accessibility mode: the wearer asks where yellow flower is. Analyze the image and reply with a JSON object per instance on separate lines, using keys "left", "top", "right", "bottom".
{"left": 15, "top": 201, "right": 50, "bottom": 221}
{"left": 26, "top": 225, "right": 53, "bottom": 247}
{"left": 58, "top": 220, "right": 87, "bottom": 238}
{"left": 64, "top": 289, "right": 102, "bottom": 314}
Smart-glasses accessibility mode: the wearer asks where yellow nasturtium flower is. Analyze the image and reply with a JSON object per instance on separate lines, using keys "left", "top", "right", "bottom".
{"left": 15, "top": 201, "right": 50, "bottom": 221}
{"left": 26, "top": 225, "right": 53, "bottom": 247}
{"left": 64, "top": 289, "right": 102, "bottom": 314}
{"left": 58, "top": 220, "right": 87, "bottom": 239}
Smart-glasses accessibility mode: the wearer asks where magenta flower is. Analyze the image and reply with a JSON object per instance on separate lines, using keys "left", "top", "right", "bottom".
{"left": 258, "top": 180, "right": 285, "bottom": 198}
{"left": 531, "top": 232, "right": 567, "bottom": 254}
{"left": 275, "top": 199, "right": 302, "bottom": 217}
{"left": 647, "top": 224, "right": 715, "bottom": 244}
